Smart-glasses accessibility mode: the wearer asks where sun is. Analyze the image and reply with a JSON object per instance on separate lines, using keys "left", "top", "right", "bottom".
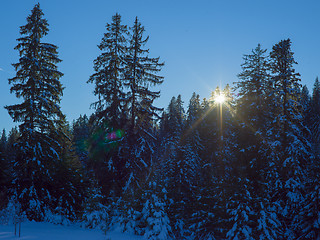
{"left": 215, "top": 94, "right": 225, "bottom": 104}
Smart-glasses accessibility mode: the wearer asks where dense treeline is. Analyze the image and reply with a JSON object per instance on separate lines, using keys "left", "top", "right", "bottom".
{"left": 1, "top": 3, "right": 320, "bottom": 240}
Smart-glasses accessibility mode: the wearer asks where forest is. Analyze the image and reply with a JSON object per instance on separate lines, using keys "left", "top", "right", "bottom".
{"left": 1, "top": 3, "right": 320, "bottom": 240}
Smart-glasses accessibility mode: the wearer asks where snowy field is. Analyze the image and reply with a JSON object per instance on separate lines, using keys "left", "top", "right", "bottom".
{"left": 0, "top": 221, "right": 143, "bottom": 240}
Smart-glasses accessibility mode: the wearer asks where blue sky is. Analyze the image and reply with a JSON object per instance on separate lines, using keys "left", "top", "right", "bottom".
{"left": 1, "top": 0, "right": 320, "bottom": 131}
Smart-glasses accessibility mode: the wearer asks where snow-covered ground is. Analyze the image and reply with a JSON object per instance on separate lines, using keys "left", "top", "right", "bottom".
{"left": 0, "top": 221, "right": 143, "bottom": 240}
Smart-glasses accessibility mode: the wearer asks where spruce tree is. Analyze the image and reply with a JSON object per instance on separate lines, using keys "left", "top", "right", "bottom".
{"left": 87, "top": 13, "right": 128, "bottom": 199}
{"left": 157, "top": 95, "right": 188, "bottom": 238}
{"left": 169, "top": 93, "right": 203, "bottom": 237}
{"left": 5, "top": 3, "right": 77, "bottom": 221}
{"left": 0, "top": 129, "right": 8, "bottom": 210}
{"left": 52, "top": 123, "right": 87, "bottom": 221}
{"left": 300, "top": 85, "right": 311, "bottom": 131}
{"left": 124, "top": 17, "right": 164, "bottom": 133}
{"left": 6, "top": 127, "right": 19, "bottom": 177}
{"left": 88, "top": 13, "right": 127, "bottom": 130}
{"left": 116, "top": 17, "right": 164, "bottom": 232}
{"left": 142, "top": 187, "right": 171, "bottom": 240}
{"left": 121, "top": 16, "right": 164, "bottom": 189}
{"left": 269, "top": 39, "right": 312, "bottom": 238}
{"left": 310, "top": 77, "right": 320, "bottom": 156}
{"left": 72, "top": 114, "right": 90, "bottom": 167}
{"left": 232, "top": 44, "right": 280, "bottom": 239}
{"left": 235, "top": 44, "right": 270, "bottom": 129}
{"left": 299, "top": 79, "right": 320, "bottom": 239}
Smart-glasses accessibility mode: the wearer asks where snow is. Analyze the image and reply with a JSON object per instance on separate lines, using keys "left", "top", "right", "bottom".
{"left": 0, "top": 221, "right": 143, "bottom": 240}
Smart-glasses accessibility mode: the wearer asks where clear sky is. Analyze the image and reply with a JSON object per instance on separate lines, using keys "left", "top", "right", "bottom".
{"left": 1, "top": 0, "right": 320, "bottom": 131}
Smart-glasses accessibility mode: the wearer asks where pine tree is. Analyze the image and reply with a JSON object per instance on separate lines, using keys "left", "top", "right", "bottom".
{"left": 5, "top": 3, "right": 75, "bottom": 221}
{"left": 225, "top": 178, "right": 255, "bottom": 240}
{"left": 300, "top": 85, "right": 311, "bottom": 131}
{"left": 51, "top": 123, "right": 87, "bottom": 221}
{"left": 189, "top": 88, "right": 233, "bottom": 239}
{"left": 209, "top": 85, "right": 258, "bottom": 240}
{"left": 300, "top": 173, "right": 320, "bottom": 239}
{"left": 121, "top": 16, "right": 164, "bottom": 190}
{"left": 310, "top": 77, "right": 320, "bottom": 156}
{"left": 72, "top": 114, "right": 90, "bottom": 167}
{"left": 162, "top": 95, "right": 185, "bottom": 144}
{"left": 235, "top": 44, "right": 270, "bottom": 130}
{"left": 142, "top": 185, "right": 171, "bottom": 240}
{"left": 87, "top": 13, "right": 129, "bottom": 199}
{"left": 6, "top": 127, "right": 19, "bottom": 176}
{"left": 269, "top": 39, "right": 312, "bottom": 238}
{"left": 156, "top": 95, "right": 188, "bottom": 238}
{"left": 115, "top": 17, "right": 164, "bottom": 232}
{"left": 299, "top": 79, "right": 320, "bottom": 239}
{"left": 232, "top": 44, "right": 280, "bottom": 239}
{"left": 124, "top": 17, "right": 164, "bottom": 133}
{"left": 88, "top": 13, "right": 127, "bottom": 130}
{"left": 198, "top": 96, "right": 219, "bottom": 174}
{"left": 167, "top": 93, "right": 203, "bottom": 238}
{"left": 0, "top": 129, "right": 8, "bottom": 210}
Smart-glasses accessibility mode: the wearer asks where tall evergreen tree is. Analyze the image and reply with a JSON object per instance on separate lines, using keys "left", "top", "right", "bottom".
{"left": 88, "top": 13, "right": 128, "bottom": 130}
{"left": 124, "top": 17, "right": 164, "bottom": 133}
{"left": 300, "top": 85, "right": 311, "bottom": 130}
{"left": 299, "top": 78, "right": 320, "bottom": 239}
{"left": 230, "top": 44, "right": 280, "bottom": 239}
{"left": 5, "top": 4, "right": 79, "bottom": 221}
{"left": 235, "top": 44, "right": 270, "bottom": 129}
{"left": 87, "top": 13, "right": 129, "bottom": 202}
{"left": 157, "top": 95, "right": 189, "bottom": 238}
{"left": 115, "top": 17, "right": 164, "bottom": 233}
{"left": 121, "top": 16, "right": 164, "bottom": 191}
{"left": 72, "top": 114, "right": 90, "bottom": 168}
{"left": 310, "top": 77, "right": 320, "bottom": 156}
{"left": 5, "top": 127, "right": 19, "bottom": 179}
{"left": 169, "top": 93, "right": 203, "bottom": 237}
{"left": 269, "top": 39, "right": 312, "bottom": 238}
{"left": 0, "top": 129, "right": 8, "bottom": 209}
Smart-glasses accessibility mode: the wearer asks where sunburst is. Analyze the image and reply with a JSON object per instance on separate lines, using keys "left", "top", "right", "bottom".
{"left": 214, "top": 94, "right": 225, "bottom": 104}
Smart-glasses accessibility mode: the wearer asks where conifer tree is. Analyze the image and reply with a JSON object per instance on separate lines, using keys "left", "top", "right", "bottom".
{"left": 1, "top": 127, "right": 20, "bottom": 211}
{"left": 72, "top": 114, "right": 90, "bottom": 167}
{"left": 162, "top": 95, "right": 185, "bottom": 188}
{"left": 157, "top": 95, "right": 188, "bottom": 237}
{"left": 120, "top": 16, "right": 164, "bottom": 193}
{"left": 300, "top": 85, "right": 311, "bottom": 131}
{"left": 189, "top": 88, "right": 232, "bottom": 239}
{"left": 162, "top": 95, "right": 185, "bottom": 144}
{"left": 157, "top": 96, "right": 180, "bottom": 186}
{"left": 87, "top": 13, "right": 128, "bottom": 200}
{"left": 310, "top": 77, "right": 320, "bottom": 156}
{"left": 198, "top": 95, "right": 219, "bottom": 173}
{"left": 124, "top": 17, "right": 164, "bottom": 133}
{"left": 235, "top": 44, "right": 270, "bottom": 129}
{"left": 142, "top": 190, "right": 171, "bottom": 240}
{"left": 116, "top": 16, "right": 164, "bottom": 228}
{"left": 5, "top": 127, "right": 19, "bottom": 181}
{"left": 0, "top": 129, "right": 8, "bottom": 209}
{"left": 209, "top": 85, "right": 257, "bottom": 239}
{"left": 88, "top": 13, "right": 127, "bottom": 130}
{"left": 299, "top": 79, "right": 320, "bottom": 239}
{"left": 231, "top": 44, "right": 280, "bottom": 239}
{"left": 169, "top": 93, "right": 203, "bottom": 237}
{"left": 52, "top": 123, "right": 87, "bottom": 221}
{"left": 5, "top": 3, "right": 77, "bottom": 221}
{"left": 269, "top": 39, "right": 312, "bottom": 238}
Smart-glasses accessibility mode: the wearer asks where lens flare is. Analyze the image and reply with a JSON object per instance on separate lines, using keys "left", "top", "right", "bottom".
{"left": 107, "top": 129, "right": 124, "bottom": 140}
{"left": 88, "top": 124, "right": 125, "bottom": 159}
{"left": 215, "top": 94, "right": 225, "bottom": 103}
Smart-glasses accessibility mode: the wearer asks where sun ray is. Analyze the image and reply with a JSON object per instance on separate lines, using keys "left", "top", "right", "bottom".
{"left": 215, "top": 94, "right": 225, "bottom": 104}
